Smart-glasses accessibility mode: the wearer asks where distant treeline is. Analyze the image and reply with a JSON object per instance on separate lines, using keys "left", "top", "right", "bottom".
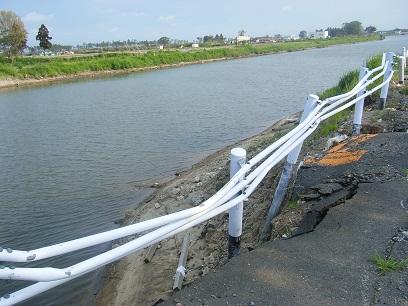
{"left": 0, "top": 35, "right": 380, "bottom": 80}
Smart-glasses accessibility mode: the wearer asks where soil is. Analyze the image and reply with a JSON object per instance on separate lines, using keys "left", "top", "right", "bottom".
{"left": 91, "top": 81, "right": 408, "bottom": 306}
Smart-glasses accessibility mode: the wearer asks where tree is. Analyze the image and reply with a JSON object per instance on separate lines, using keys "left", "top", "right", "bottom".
{"left": 238, "top": 29, "right": 246, "bottom": 36}
{"left": 218, "top": 33, "right": 225, "bottom": 43}
{"left": 326, "top": 27, "right": 344, "bottom": 37}
{"left": 365, "top": 25, "right": 377, "bottom": 34}
{"left": 157, "top": 36, "right": 170, "bottom": 46}
{"left": 203, "top": 35, "right": 214, "bottom": 43}
{"left": 36, "top": 24, "right": 52, "bottom": 50}
{"left": 0, "top": 10, "right": 28, "bottom": 57}
{"left": 343, "top": 21, "right": 363, "bottom": 35}
{"left": 299, "top": 30, "right": 307, "bottom": 39}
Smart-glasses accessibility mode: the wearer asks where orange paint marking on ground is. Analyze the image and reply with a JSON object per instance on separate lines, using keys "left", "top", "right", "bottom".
{"left": 305, "top": 134, "right": 378, "bottom": 166}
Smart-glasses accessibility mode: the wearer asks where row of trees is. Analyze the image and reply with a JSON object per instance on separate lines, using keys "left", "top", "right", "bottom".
{"left": 197, "top": 34, "right": 226, "bottom": 44}
{"left": 0, "top": 10, "right": 52, "bottom": 57}
{"left": 299, "top": 21, "right": 377, "bottom": 38}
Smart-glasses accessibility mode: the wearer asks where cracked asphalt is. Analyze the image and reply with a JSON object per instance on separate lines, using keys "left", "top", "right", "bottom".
{"left": 161, "top": 132, "right": 408, "bottom": 306}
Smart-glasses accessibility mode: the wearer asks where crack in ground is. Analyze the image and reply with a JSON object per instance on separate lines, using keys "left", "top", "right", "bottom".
{"left": 288, "top": 183, "right": 358, "bottom": 238}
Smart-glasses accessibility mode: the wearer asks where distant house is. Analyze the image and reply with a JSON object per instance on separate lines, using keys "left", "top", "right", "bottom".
{"left": 308, "top": 30, "right": 329, "bottom": 39}
{"left": 285, "top": 35, "right": 297, "bottom": 40}
{"left": 236, "top": 35, "right": 251, "bottom": 43}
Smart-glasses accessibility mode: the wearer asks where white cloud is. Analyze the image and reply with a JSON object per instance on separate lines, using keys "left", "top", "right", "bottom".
{"left": 159, "top": 15, "right": 175, "bottom": 21}
{"left": 281, "top": 5, "right": 293, "bottom": 11}
{"left": 22, "top": 12, "right": 54, "bottom": 23}
{"left": 119, "top": 11, "right": 145, "bottom": 18}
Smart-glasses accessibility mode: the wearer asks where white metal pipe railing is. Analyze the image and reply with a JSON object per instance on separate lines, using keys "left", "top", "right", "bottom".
{"left": 0, "top": 108, "right": 321, "bottom": 287}
{"left": 0, "top": 99, "right": 323, "bottom": 283}
{"left": 0, "top": 87, "right": 379, "bottom": 282}
{"left": 0, "top": 50, "right": 398, "bottom": 305}
{"left": 320, "top": 70, "right": 395, "bottom": 121}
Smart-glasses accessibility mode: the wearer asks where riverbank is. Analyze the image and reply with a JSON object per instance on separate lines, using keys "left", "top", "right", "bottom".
{"left": 91, "top": 82, "right": 408, "bottom": 305}
{"left": 0, "top": 35, "right": 381, "bottom": 90}
{"left": 0, "top": 58, "right": 230, "bottom": 90}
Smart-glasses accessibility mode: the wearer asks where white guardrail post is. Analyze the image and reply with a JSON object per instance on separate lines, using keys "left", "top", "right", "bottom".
{"left": 352, "top": 67, "right": 369, "bottom": 136}
{"left": 228, "top": 148, "right": 246, "bottom": 259}
{"left": 403, "top": 47, "right": 407, "bottom": 68}
{"left": 399, "top": 56, "right": 405, "bottom": 85}
{"left": 378, "top": 52, "right": 395, "bottom": 109}
{"left": 259, "top": 94, "right": 319, "bottom": 242}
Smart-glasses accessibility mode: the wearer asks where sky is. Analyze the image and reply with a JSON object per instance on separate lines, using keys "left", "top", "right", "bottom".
{"left": 2, "top": 0, "right": 408, "bottom": 47}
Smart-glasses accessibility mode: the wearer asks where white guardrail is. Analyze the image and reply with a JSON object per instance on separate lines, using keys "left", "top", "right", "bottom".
{"left": 0, "top": 50, "right": 405, "bottom": 305}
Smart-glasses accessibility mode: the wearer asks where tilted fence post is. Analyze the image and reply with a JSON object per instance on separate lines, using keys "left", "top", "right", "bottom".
{"left": 259, "top": 94, "right": 319, "bottom": 242}
{"left": 228, "top": 148, "right": 246, "bottom": 259}
{"left": 352, "top": 67, "right": 369, "bottom": 136}
{"left": 378, "top": 52, "right": 395, "bottom": 110}
{"left": 399, "top": 56, "right": 405, "bottom": 85}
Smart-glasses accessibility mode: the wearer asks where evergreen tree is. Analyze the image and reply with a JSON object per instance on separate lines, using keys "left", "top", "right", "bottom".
{"left": 36, "top": 24, "right": 52, "bottom": 51}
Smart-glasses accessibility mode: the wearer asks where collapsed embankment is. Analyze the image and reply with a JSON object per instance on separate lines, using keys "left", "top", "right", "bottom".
{"left": 91, "top": 76, "right": 408, "bottom": 305}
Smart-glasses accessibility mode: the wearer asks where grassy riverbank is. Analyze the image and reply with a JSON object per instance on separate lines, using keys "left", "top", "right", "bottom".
{"left": 0, "top": 35, "right": 380, "bottom": 81}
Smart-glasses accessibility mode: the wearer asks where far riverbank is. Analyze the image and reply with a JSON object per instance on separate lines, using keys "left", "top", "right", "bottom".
{"left": 0, "top": 35, "right": 381, "bottom": 90}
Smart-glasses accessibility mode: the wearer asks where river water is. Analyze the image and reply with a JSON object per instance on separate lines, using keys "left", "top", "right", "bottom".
{"left": 0, "top": 36, "right": 406, "bottom": 305}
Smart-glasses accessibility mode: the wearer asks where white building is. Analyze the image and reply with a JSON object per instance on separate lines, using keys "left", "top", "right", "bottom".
{"left": 236, "top": 35, "right": 251, "bottom": 42}
{"left": 308, "top": 30, "right": 329, "bottom": 39}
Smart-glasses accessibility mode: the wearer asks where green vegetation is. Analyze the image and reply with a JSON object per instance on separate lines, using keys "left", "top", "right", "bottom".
{"left": 0, "top": 35, "right": 380, "bottom": 80}
{"left": 401, "top": 168, "right": 408, "bottom": 177}
{"left": 311, "top": 53, "right": 387, "bottom": 139}
{"left": 314, "top": 110, "right": 350, "bottom": 139}
{"left": 0, "top": 10, "right": 28, "bottom": 57}
{"left": 370, "top": 251, "right": 408, "bottom": 272}
{"left": 313, "top": 69, "right": 358, "bottom": 138}
{"left": 318, "top": 70, "right": 360, "bottom": 100}
{"left": 284, "top": 226, "right": 293, "bottom": 236}
{"left": 289, "top": 199, "right": 298, "bottom": 208}
{"left": 371, "top": 110, "right": 383, "bottom": 122}
{"left": 36, "top": 24, "right": 52, "bottom": 51}
{"left": 317, "top": 53, "right": 384, "bottom": 101}
{"left": 399, "top": 86, "right": 408, "bottom": 95}
{"left": 246, "top": 129, "right": 291, "bottom": 154}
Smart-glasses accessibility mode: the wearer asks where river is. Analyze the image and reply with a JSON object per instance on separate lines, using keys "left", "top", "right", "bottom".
{"left": 0, "top": 35, "right": 407, "bottom": 305}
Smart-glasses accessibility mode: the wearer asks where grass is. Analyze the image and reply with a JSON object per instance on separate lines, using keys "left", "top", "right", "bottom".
{"left": 289, "top": 199, "right": 299, "bottom": 208}
{"left": 401, "top": 168, "right": 408, "bottom": 177}
{"left": 246, "top": 129, "right": 290, "bottom": 154}
{"left": 370, "top": 251, "right": 408, "bottom": 272}
{"left": 284, "top": 226, "right": 293, "bottom": 236}
{"left": 370, "top": 110, "right": 383, "bottom": 122}
{"left": 313, "top": 110, "right": 350, "bottom": 139}
{"left": 0, "top": 35, "right": 381, "bottom": 80}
